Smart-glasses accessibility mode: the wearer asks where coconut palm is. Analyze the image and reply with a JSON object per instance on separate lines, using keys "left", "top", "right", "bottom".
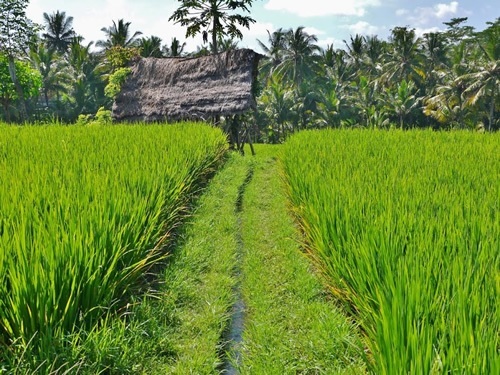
{"left": 139, "top": 36, "right": 163, "bottom": 58}
{"left": 42, "top": 11, "right": 76, "bottom": 54}
{"left": 97, "top": 19, "right": 142, "bottom": 50}
{"left": 315, "top": 86, "right": 340, "bottom": 128}
{"left": 382, "top": 79, "right": 421, "bottom": 129}
{"left": 169, "top": 0, "right": 256, "bottom": 54}
{"left": 164, "top": 37, "right": 186, "bottom": 57}
{"left": 29, "top": 41, "right": 70, "bottom": 107}
{"left": 66, "top": 38, "right": 104, "bottom": 117}
{"left": 423, "top": 80, "right": 469, "bottom": 129}
{"left": 364, "top": 35, "right": 385, "bottom": 76}
{"left": 344, "top": 34, "right": 365, "bottom": 70}
{"left": 422, "top": 32, "right": 448, "bottom": 71}
{"left": 459, "top": 21, "right": 499, "bottom": 130}
{"left": 382, "top": 27, "right": 424, "bottom": 85}
{"left": 211, "top": 36, "right": 238, "bottom": 52}
{"left": 257, "top": 28, "right": 287, "bottom": 80}
{"left": 423, "top": 40, "right": 471, "bottom": 129}
{"left": 320, "top": 44, "right": 336, "bottom": 68}
{"left": 258, "top": 73, "right": 295, "bottom": 141}
{"left": 277, "top": 26, "right": 321, "bottom": 88}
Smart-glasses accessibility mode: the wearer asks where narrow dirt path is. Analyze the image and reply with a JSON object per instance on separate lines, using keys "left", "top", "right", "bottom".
{"left": 228, "top": 146, "right": 365, "bottom": 374}
{"left": 221, "top": 166, "right": 254, "bottom": 374}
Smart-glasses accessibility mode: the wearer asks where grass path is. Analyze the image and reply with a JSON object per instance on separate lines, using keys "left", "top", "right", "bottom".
{"left": 127, "top": 146, "right": 365, "bottom": 373}
{"left": 234, "top": 146, "right": 365, "bottom": 373}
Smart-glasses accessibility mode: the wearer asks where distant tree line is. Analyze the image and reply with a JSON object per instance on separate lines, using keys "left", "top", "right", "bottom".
{"left": 0, "top": 0, "right": 498, "bottom": 136}
{"left": 256, "top": 17, "right": 499, "bottom": 142}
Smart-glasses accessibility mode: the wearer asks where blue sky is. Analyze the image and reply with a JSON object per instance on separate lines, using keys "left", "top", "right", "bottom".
{"left": 26, "top": 1, "right": 498, "bottom": 52}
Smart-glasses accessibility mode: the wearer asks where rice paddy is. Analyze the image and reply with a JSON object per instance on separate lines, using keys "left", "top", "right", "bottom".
{"left": 0, "top": 122, "right": 227, "bottom": 368}
{"left": 1, "top": 123, "right": 498, "bottom": 373}
{"left": 281, "top": 129, "right": 499, "bottom": 373}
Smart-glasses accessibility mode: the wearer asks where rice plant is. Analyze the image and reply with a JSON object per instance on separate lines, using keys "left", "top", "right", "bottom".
{"left": 0, "top": 122, "right": 227, "bottom": 365}
{"left": 281, "top": 129, "right": 499, "bottom": 374}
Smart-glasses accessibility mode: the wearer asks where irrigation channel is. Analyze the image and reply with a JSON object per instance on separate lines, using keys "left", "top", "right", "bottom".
{"left": 161, "top": 145, "right": 365, "bottom": 374}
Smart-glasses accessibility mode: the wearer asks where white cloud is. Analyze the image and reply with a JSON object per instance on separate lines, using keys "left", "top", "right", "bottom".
{"left": 344, "top": 21, "right": 380, "bottom": 35}
{"left": 414, "top": 26, "right": 441, "bottom": 36}
{"left": 317, "top": 37, "right": 343, "bottom": 50}
{"left": 264, "top": 0, "right": 381, "bottom": 17}
{"left": 240, "top": 22, "right": 276, "bottom": 51}
{"left": 395, "top": 9, "right": 409, "bottom": 17}
{"left": 303, "top": 27, "right": 326, "bottom": 36}
{"left": 27, "top": 0, "right": 205, "bottom": 52}
{"left": 404, "top": 1, "right": 460, "bottom": 26}
{"left": 435, "top": 1, "right": 459, "bottom": 18}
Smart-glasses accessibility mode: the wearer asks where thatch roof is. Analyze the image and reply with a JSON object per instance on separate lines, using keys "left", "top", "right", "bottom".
{"left": 112, "top": 48, "right": 263, "bottom": 122}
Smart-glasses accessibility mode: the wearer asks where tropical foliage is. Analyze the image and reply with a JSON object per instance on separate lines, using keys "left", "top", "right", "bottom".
{"left": 169, "top": 0, "right": 256, "bottom": 54}
{"left": 256, "top": 18, "right": 499, "bottom": 142}
{"left": 0, "top": 2, "right": 497, "bottom": 135}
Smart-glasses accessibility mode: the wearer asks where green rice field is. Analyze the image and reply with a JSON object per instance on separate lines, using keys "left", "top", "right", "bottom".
{"left": 0, "top": 123, "right": 227, "bottom": 365}
{"left": 1, "top": 124, "right": 498, "bottom": 373}
{"left": 281, "top": 129, "right": 499, "bottom": 374}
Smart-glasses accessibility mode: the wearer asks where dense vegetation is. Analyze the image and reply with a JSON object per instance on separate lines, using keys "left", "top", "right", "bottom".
{"left": 0, "top": 123, "right": 227, "bottom": 371}
{"left": 0, "top": 1, "right": 498, "bottom": 136}
{"left": 281, "top": 130, "right": 499, "bottom": 373}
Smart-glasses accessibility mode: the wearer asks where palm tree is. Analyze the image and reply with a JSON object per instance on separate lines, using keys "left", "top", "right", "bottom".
{"left": 460, "top": 21, "right": 499, "bottom": 130}
{"left": 29, "top": 41, "right": 70, "bottom": 107}
{"left": 423, "top": 81, "right": 469, "bottom": 129}
{"left": 422, "top": 32, "right": 448, "bottom": 71}
{"left": 169, "top": 0, "right": 256, "bottom": 54}
{"left": 258, "top": 73, "right": 294, "bottom": 142}
{"left": 164, "top": 37, "right": 186, "bottom": 57}
{"left": 66, "top": 38, "right": 104, "bottom": 117}
{"left": 320, "top": 44, "right": 336, "bottom": 68}
{"left": 42, "top": 11, "right": 76, "bottom": 54}
{"left": 350, "top": 75, "right": 381, "bottom": 127}
{"left": 277, "top": 27, "right": 320, "bottom": 87}
{"left": 315, "top": 86, "right": 340, "bottom": 128}
{"left": 344, "top": 34, "right": 365, "bottom": 70}
{"left": 423, "top": 40, "right": 470, "bottom": 129}
{"left": 257, "top": 28, "right": 287, "bottom": 80}
{"left": 139, "top": 36, "right": 163, "bottom": 58}
{"left": 382, "top": 79, "right": 421, "bottom": 129}
{"left": 211, "top": 36, "right": 238, "bottom": 52}
{"left": 382, "top": 27, "right": 424, "bottom": 85}
{"left": 364, "top": 35, "right": 385, "bottom": 76}
{"left": 96, "top": 19, "right": 142, "bottom": 50}
{"left": 329, "top": 49, "right": 352, "bottom": 85}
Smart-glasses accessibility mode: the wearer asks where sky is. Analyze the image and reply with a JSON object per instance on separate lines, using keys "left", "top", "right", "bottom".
{"left": 26, "top": 0, "right": 498, "bottom": 53}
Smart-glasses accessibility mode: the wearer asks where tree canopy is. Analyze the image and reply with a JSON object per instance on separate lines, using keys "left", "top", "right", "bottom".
{"left": 169, "top": 0, "right": 256, "bottom": 54}
{"left": 42, "top": 10, "right": 76, "bottom": 54}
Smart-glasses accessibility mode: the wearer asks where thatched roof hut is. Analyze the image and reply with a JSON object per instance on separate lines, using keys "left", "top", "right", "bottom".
{"left": 112, "top": 48, "right": 263, "bottom": 122}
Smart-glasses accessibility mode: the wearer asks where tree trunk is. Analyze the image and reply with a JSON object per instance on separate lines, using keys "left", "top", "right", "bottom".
{"left": 244, "top": 123, "right": 256, "bottom": 156}
{"left": 212, "top": 17, "right": 218, "bottom": 54}
{"left": 7, "top": 56, "right": 27, "bottom": 121}
{"left": 2, "top": 100, "right": 11, "bottom": 123}
{"left": 488, "top": 91, "right": 495, "bottom": 132}
{"left": 44, "top": 89, "right": 49, "bottom": 108}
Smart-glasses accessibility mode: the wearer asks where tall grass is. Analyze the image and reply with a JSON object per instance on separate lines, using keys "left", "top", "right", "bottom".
{"left": 281, "top": 129, "right": 499, "bottom": 374}
{"left": 0, "top": 123, "right": 227, "bottom": 361}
